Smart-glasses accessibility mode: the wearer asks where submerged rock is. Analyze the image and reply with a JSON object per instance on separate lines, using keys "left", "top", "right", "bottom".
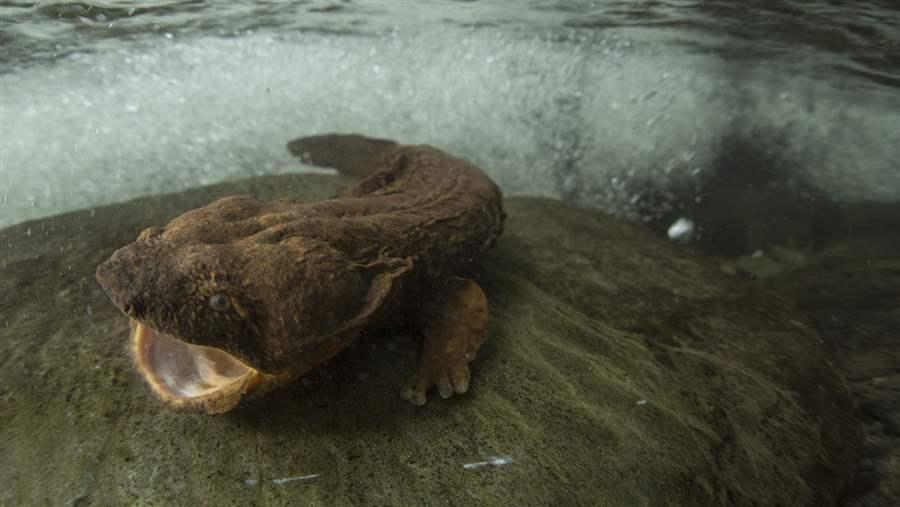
{"left": 767, "top": 202, "right": 900, "bottom": 507}
{"left": 0, "top": 174, "right": 859, "bottom": 506}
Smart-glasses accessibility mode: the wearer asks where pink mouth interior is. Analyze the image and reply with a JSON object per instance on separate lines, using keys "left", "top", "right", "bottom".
{"left": 132, "top": 322, "right": 258, "bottom": 401}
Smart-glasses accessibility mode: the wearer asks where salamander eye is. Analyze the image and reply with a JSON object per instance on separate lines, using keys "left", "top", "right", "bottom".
{"left": 208, "top": 293, "right": 230, "bottom": 312}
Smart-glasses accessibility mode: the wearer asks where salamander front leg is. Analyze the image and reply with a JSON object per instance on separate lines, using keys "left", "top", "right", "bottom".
{"left": 401, "top": 276, "right": 488, "bottom": 406}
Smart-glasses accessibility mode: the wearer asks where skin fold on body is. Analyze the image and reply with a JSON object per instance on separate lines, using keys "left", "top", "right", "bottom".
{"left": 95, "top": 134, "right": 505, "bottom": 414}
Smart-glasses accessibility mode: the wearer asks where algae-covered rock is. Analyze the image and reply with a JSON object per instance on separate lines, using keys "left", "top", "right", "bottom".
{"left": 0, "top": 174, "right": 859, "bottom": 506}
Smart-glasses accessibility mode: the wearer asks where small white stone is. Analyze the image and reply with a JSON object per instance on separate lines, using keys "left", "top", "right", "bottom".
{"left": 667, "top": 218, "right": 694, "bottom": 243}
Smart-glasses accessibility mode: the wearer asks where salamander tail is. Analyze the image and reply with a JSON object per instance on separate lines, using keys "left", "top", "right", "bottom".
{"left": 287, "top": 134, "right": 398, "bottom": 178}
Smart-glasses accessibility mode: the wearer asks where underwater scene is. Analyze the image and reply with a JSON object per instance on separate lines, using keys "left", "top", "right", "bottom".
{"left": 1, "top": 1, "right": 898, "bottom": 505}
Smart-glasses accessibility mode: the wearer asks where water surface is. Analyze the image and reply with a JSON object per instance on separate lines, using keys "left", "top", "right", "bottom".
{"left": 1, "top": 0, "right": 898, "bottom": 228}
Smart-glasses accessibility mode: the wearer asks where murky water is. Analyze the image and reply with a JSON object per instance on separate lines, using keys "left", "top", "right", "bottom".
{"left": 1, "top": 0, "right": 898, "bottom": 229}
{"left": 1, "top": 2, "right": 899, "bottom": 506}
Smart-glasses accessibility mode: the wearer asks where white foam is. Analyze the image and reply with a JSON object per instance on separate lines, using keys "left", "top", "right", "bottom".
{"left": 1, "top": 26, "right": 898, "bottom": 228}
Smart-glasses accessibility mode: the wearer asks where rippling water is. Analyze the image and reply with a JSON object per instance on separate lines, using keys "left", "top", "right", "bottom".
{"left": 1, "top": 0, "right": 899, "bottom": 228}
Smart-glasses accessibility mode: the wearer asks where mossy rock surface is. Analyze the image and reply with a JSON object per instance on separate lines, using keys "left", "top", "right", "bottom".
{"left": 0, "top": 174, "right": 859, "bottom": 506}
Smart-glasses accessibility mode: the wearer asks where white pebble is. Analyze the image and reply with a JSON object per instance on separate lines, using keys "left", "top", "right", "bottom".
{"left": 667, "top": 218, "right": 694, "bottom": 243}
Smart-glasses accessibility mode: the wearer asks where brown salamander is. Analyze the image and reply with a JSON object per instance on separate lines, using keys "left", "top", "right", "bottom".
{"left": 95, "top": 134, "right": 505, "bottom": 414}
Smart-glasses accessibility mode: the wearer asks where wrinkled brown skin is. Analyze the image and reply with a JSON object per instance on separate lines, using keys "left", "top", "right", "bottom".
{"left": 95, "top": 134, "right": 505, "bottom": 409}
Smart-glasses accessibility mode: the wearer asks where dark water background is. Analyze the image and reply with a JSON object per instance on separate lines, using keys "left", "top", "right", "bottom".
{"left": 1, "top": 0, "right": 899, "bottom": 232}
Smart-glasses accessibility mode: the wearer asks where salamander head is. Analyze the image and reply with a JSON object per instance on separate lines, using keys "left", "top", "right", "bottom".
{"left": 95, "top": 208, "right": 394, "bottom": 413}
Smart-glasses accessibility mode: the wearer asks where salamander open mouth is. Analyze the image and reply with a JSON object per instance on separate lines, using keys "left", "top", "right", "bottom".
{"left": 131, "top": 321, "right": 270, "bottom": 413}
